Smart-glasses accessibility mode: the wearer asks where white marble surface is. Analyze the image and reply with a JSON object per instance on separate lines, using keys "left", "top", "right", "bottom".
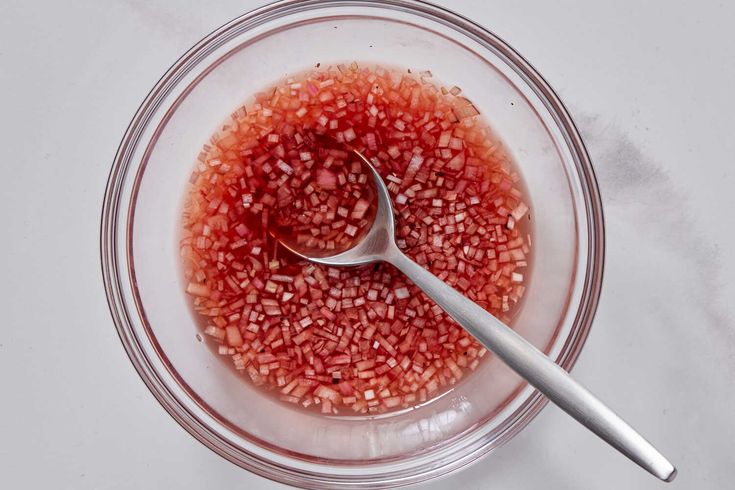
{"left": 1, "top": 1, "right": 733, "bottom": 488}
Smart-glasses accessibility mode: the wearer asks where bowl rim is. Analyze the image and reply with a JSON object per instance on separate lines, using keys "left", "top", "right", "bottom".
{"left": 100, "top": 0, "right": 605, "bottom": 487}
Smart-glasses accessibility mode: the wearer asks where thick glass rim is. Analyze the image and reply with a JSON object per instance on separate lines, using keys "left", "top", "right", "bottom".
{"left": 100, "top": 0, "right": 605, "bottom": 487}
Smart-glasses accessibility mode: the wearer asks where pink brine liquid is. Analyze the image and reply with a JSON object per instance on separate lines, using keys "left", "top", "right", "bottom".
{"left": 180, "top": 63, "right": 532, "bottom": 415}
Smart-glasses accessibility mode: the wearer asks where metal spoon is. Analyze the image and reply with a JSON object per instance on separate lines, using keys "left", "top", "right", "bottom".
{"left": 278, "top": 149, "right": 676, "bottom": 482}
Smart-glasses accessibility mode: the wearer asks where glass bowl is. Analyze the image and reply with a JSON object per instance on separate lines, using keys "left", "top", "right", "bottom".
{"left": 101, "top": 0, "right": 604, "bottom": 487}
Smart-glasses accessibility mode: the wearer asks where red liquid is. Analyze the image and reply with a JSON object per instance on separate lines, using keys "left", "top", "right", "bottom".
{"left": 181, "top": 63, "right": 531, "bottom": 415}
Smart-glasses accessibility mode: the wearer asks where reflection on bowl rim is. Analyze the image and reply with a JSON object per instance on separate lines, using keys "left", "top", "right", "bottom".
{"left": 100, "top": 0, "right": 605, "bottom": 487}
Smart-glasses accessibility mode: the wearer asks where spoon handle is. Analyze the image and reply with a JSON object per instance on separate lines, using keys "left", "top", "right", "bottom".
{"left": 387, "top": 249, "right": 676, "bottom": 482}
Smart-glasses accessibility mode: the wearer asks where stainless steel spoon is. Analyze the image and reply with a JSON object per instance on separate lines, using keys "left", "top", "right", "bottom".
{"left": 279, "top": 149, "right": 677, "bottom": 482}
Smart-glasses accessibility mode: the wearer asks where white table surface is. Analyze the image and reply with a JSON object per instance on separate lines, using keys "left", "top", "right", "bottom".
{"left": 1, "top": 1, "right": 733, "bottom": 488}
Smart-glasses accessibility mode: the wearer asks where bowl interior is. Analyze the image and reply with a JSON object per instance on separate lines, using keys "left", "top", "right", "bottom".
{"left": 125, "top": 2, "right": 590, "bottom": 473}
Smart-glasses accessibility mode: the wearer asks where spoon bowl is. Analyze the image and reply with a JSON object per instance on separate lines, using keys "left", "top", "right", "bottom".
{"left": 278, "top": 150, "right": 396, "bottom": 267}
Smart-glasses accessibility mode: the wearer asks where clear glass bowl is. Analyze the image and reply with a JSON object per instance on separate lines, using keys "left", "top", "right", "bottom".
{"left": 101, "top": 0, "right": 604, "bottom": 487}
